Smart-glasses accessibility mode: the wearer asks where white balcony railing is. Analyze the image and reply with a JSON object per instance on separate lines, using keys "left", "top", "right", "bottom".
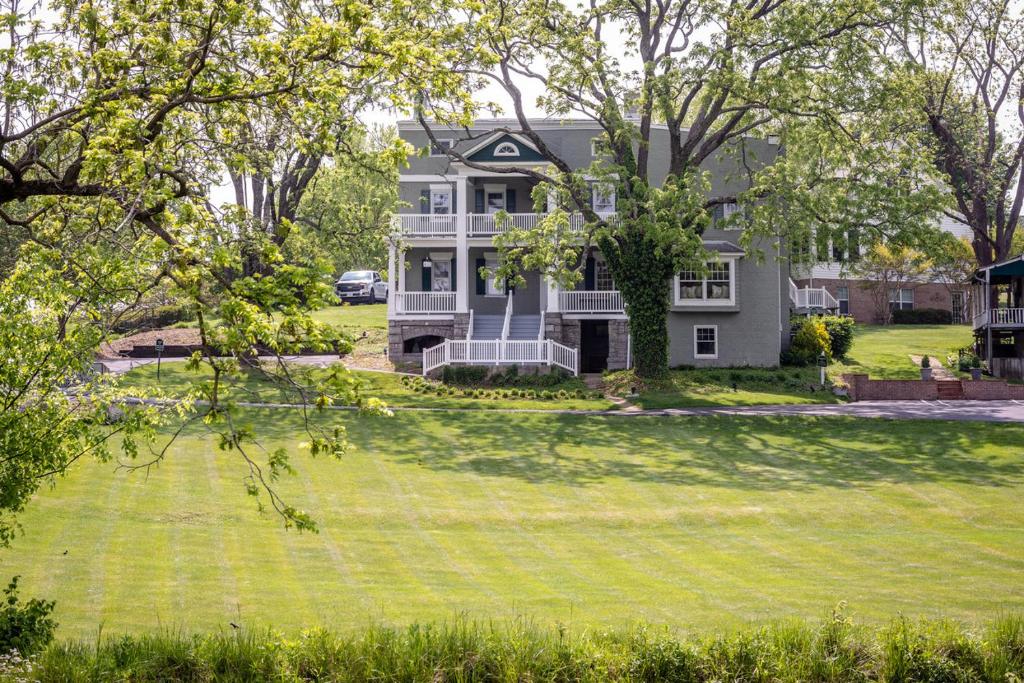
{"left": 392, "top": 214, "right": 457, "bottom": 237}
{"left": 395, "top": 291, "right": 456, "bottom": 315}
{"left": 469, "top": 213, "right": 544, "bottom": 236}
{"left": 394, "top": 212, "right": 616, "bottom": 237}
{"left": 423, "top": 339, "right": 578, "bottom": 375}
{"left": 560, "top": 289, "right": 625, "bottom": 314}
{"left": 974, "top": 307, "right": 1024, "bottom": 329}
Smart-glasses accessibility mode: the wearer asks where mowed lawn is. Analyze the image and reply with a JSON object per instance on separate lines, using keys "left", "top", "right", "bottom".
{"left": 3, "top": 410, "right": 1023, "bottom": 639}
{"left": 830, "top": 324, "right": 974, "bottom": 380}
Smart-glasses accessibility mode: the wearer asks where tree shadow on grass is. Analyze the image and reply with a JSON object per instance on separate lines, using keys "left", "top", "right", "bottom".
{"left": 341, "top": 413, "right": 1024, "bottom": 492}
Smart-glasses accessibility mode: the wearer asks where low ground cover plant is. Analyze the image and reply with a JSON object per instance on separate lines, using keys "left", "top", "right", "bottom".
{"left": 14, "top": 613, "right": 1024, "bottom": 681}
{"left": 402, "top": 375, "right": 602, "bottom": 402}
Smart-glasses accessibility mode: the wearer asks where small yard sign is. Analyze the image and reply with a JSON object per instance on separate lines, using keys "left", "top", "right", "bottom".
{"left": 155, "top": 338, "right": 165, "bottom": 380}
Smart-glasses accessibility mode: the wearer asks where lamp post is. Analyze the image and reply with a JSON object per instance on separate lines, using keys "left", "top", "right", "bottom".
{"left": 817, "top": 352, "right": 827, "bottom": 386}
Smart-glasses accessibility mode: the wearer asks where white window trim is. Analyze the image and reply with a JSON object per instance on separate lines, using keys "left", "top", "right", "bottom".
{"left": 693, "top": 325, "right": 719, "bottom": 360}
{"left": 493, "top": 142, "right": 520, "bottom": 157}
{"left": 673, "top": 256, "right": 738, "bottom": 306}
{"left": 429, "top": 139, "right": 454, "bottom": 157}
{"left": 592, "top": 182, "right": 616, "bottom": 213}
{"left": 428, "top": 185, "right": 452, "bottom": 214}
{"left": 483, "top": 252, "right": 504, "bottom": 297}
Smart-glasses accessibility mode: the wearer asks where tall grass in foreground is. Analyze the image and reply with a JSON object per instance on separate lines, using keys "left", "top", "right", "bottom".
{"left": 7, "top": 612, "right": 1023, "bottom": 682}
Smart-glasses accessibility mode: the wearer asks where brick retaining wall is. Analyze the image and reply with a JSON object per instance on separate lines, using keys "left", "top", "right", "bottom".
{"left": 843, "top": 374, "right": 1024, "bottom": 401}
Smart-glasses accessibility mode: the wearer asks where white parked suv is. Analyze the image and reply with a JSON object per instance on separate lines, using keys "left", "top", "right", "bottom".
{"left": 334, "top": 270, "right": 387, "bottom": 304}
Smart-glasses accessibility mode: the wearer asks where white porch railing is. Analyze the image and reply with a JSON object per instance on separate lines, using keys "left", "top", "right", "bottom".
{"left": 500, "top": 293, "right": 514, "bottom": 340}
{"left": 395, "top": 291, "right": 456, "bottom": 314}
{"left": 469, "top": 213, "right": 544, "bottom": 236}
{"left": 423, "top": 339, "right": 578, "bottom": 375}
{"left": 791, "top": 283, "right": 839, "bottom": 310}
{"left": 560, "top": 289, "right": 625, "bottom": 314}
{"left": 395, "top": 212, "right": 617, "bottom": 237}
{"left": 392, "top": 214, "right": 457, "bottom": 236}
{"left": 974, "top": 307, "right": 1024, "bottom": 329}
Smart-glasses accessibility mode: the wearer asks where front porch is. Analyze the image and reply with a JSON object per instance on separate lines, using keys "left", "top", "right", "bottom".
{"left": 972, "top": 255, "right": 1024, "bottom": 379}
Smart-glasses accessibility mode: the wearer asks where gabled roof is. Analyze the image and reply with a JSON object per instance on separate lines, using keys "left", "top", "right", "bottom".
{"left": 460, "top": 132, "right": 545, "bottom": 162}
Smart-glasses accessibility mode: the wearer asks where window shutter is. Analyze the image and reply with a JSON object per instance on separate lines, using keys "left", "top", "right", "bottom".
{"left": 421, "top": 262, "right": 431, "bottom": 291}
{"left": 474, "top": 188, "right": 485, "bottom": 214}
{"left": 451, "top": 257, "right": 457, "bottom": 291}
{"left": 475, "top": 258, "right": 486, "bottom": 295}
{"left": 421, "top": 189, "right": 430, "bottom": 214}
{"left": 712, "top": 204, "right": 724, "bottom": 222}
{"left": 584, "top": 256, "right": 596, "bottom": 290}
{"left": 451, "top": 186, "right": 457, "bottom": 214}
{"left": 506, "top": 188, "right": 517, "bottom": 213}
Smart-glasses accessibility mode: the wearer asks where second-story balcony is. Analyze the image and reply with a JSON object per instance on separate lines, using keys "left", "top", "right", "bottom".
{"left": 560, "top": 289, "right": 625, "bottom": 314}
{"left": 393, "top": 212, "right": 616, "bottom": 238}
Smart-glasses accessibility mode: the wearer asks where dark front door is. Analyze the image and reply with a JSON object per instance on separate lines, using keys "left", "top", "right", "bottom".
{"left": 580, "top": 320, "right": 609, "bottom": 373}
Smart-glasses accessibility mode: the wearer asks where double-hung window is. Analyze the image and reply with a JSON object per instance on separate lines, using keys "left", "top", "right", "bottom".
{"left": 592, "top": 183, "right": 616, "bottom": 214}
{"left": 429, "top": 139, "right": 453, "bottom": 156}
{"left": 694, "top": 326, "right": 718, "bottom": 359}
{"left": 675, "top": 259, "right": 736, "bottom": 306}
{"left": 430, "top": 188, "right": 451, "bottom": 215}
{"left": 484, "top": 257, "right": 504, "bottom": 296}
{"left": 837, "top": 286, "right": 850, "bottom": 315}
{"left": 889, "top": 288, "right": 914, "bottom": 311}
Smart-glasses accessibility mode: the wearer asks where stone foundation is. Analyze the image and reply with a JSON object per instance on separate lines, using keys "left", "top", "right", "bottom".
{"left": 388, "top": 317, "right": 461, "bottom": 365}
{"left": 552, "top": 315, "right": 630, "bottom": 371}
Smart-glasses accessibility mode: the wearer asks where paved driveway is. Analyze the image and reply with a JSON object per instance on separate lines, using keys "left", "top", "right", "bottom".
{"left": 638, "top": 400, "right": 1024, "bottom": 423}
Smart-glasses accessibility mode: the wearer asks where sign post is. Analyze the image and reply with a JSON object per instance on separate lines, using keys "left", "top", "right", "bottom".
{"left": 817, "top": 352, "right": 827, "bottom": 386}
{"left": 155, "top": 338, "right": 165, "bottom": 381}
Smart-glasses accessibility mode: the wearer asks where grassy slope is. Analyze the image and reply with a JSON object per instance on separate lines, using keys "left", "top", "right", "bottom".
{"left": 606, "top": 367, "right": 840, "bottom": 409}
{"left": 118, "top": 364, "right": 617, "bottom": 411}
{"left": 830, "top": 325, "right": 974, "bottom": 380}
{"left": 4, "top": 411, "right": 1023, "bottom": 638}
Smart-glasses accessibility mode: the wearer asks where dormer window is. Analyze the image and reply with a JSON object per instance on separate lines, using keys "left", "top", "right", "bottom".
{"left": 494, "top": 142, "right": 520, "bottom": 157}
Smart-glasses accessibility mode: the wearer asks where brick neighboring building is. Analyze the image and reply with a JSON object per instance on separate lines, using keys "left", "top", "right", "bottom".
{"left": 792, "top": 215, "right": 972, "bottom": 323}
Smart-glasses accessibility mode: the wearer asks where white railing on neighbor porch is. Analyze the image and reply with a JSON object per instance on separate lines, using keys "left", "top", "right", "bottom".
{"left": 392, "top": 214, "right": 457, "bottom": 236}
{"left": 560, "top": 290, "right": 625, "bottom": 314}
{"left": 395, "top": 291, "right": 456, "bottom": 314}
{"left": 974, "top": 307, "right": 1024, "bottom": 329}
{"left": 423, "top": 339, "right": 578, "bottom": 376}
{"left": 790, "top": 280, "right": 839, "bottom": 310}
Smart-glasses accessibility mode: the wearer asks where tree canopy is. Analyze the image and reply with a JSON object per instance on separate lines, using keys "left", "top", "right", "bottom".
{"left": 0, "top": 0, "right": 473, "bottom": 540}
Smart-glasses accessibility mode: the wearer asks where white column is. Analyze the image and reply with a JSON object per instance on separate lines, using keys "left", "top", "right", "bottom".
{"left": 386, "top": 242, "right": 397, "bottom": 317}
{"left": 547, "top": 277, "right": 561, "bottom": 313}
{"left": 456, "top": 175, "right": 469, "bottom": 313}
{"left": 397, "top": 245, "right": 406, "bottom": 312}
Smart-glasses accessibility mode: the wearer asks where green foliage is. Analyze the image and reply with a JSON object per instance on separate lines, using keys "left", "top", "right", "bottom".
{"left": 921, "top": 355, "right": 931, "bottom": 369}
{"left": 820, "top": 316, "right": 856, "bottom": 359}
{"left": 790, "top": 319, "right": 832, "bottom": 366}
{"left": 893, "top": 308, "right": 954, "bottom": 325}
{"left": 22, "top": 614, "right": 1024, "bottom": 681}
{"left": 400, "top": 374, "right": 598, "bottom": 402}
{"left": 0, "top": 577, "right": 56, "bottom": 656}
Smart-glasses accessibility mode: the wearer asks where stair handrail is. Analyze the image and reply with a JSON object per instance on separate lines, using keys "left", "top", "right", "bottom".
{"left": 500, "top": 293, "right": 514, "bottom": 341}
{"left": 537, "top": 311, "right": 545, "bottom": 341}
{"left": 789, "top": 278, "right": 798, "bottom": 305}
{"left": 466, "top": 309, "right": 474, "bottom": 340}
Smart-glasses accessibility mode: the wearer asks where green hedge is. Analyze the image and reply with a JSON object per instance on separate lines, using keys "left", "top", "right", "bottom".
{"left": 892, "top": 308, "right": 954, "bottom": 324}
{"left": 15, "top": 614, "right": 1024, "bottom": 681}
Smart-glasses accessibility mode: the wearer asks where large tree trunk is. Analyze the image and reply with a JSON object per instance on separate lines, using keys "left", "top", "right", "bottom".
{"left": 604, "top": 230, "right": 674, "bottom": 378}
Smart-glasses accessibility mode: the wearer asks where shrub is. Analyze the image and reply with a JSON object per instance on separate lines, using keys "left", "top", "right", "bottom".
{"left": 0, "top": 577, "right": 56, "bottom": 656}
{"left": 789, "top": 318, "right": 831, "bottom": 366}
{"left": 921, "top": 355, "right": 931, "bottom": 369}
{"left": 892, "top": 308, "right": 953, "bottom": 324}
{"left": 441, "top": 366, "right": 489, "bottom": 385}
{"left": 820, "top": 316, "right": 855, "bottom": 359}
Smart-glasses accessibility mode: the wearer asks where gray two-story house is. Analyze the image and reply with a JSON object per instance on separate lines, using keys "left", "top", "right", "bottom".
{"left": 385, "top": 118, "right": 822, "bottom": 375}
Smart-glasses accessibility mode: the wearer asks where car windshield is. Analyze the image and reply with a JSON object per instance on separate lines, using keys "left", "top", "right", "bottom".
{"left": 340, "top": 271, "right": 373, "bottom": 281}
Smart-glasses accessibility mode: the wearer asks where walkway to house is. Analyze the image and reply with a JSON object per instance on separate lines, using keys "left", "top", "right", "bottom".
{"left": 909, "top": 354, "right": 958, "bottom": 380}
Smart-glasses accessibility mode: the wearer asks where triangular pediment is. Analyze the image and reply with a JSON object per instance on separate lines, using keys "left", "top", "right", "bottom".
{"left": 465, "top": 133, "right": 545, "bottom": 162}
